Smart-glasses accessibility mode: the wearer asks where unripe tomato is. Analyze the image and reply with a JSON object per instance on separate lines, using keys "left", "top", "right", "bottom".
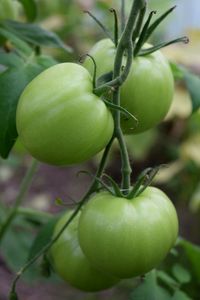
{"left": 49, "top": 211, "right": 119, "bottom": 292}
{"left": 84, "top": 39, "right": 174, "bottom": 134}
{"left": 0, "top": 0, "right": 18, "bottom": 20}
{"left": 78, "top": 187, "right": 178, "bottom": 278}
{"left": 16, "top": 63, "right": 114, "bottom": 165}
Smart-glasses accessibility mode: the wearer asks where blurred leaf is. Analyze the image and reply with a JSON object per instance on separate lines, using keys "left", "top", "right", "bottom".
{"left": 0, "top": 51, "right": 23, "bottom": 68}
{"left": 130, "top": 271, "right": 171, "bottom": 300}
{"left": 183, "top": 69, "right": 200, "bottom": 113}
{"left": 35, "top": 54, "right": 57, "bottom": 69}
{"left": 169, "top": 62, "right": 184, "bottom": 81}
{"left": 0, "top": 55, "right": 56, "bottom": 159}
{"left": 0, "top": 217, "right": 39, "bottom": 279}
{"left": 154, "top": 161, "right": 184, "bottom": 184}
{"left": 179, "top": 239, "right": 200, "bottom": 282}
{"left": 157, "top": 270, "right": 179, "bottom": 289}
{"left": 172, "top": 290, "right": 192, "bottom": 300}
{"left": 0, "top": 27, "right": 32, "bottom": 56}
{"left": 189, "top": 183, "right": 200, "bottom": 213}
{"left": 18, "top": 0, "right": 37, "bottom": 22}
{"left": 0, "top": 202, "right": 7, "bottom": 223}
{"left": 172, "top": 264, "right": 191, "bottom": 284}
{"left": 165, "top": 85, "right": 192, "bottom": 121}
{"left": 187, "top": 111, "right": 200, "bottom": 134}
{"left": 180, "top": 134, "right": 200, "bottom": 166}
{"left": 2, "top": 20, "right": 72, "bottom": 52}
{"left": 28, "top": 216, "right": 59, "bottom": 260}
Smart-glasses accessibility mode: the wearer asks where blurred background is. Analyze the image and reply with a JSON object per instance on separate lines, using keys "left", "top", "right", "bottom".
{"left": 0, "top": 0, "right": 200, "bottom": 299}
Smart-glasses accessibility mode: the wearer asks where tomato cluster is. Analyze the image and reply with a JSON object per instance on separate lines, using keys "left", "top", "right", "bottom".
{"left": 16, "top": 26, "right": 178, "bottom": 292}
{"left": 50, "top": 187, "right": 178, "bottom": 291}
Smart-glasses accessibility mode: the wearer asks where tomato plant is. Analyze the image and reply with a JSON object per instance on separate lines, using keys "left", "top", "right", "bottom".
{"left": 50, "top": 211, "right": 119, "bottom": 292}
{"left": 16, "top": 63, "right": 114, "bottom": 166}
{"left": 78, "top": 187, "right": 178, "bottom": 278}
{"left": 1, "top": 1, "right": 194, "bottom": 299}
{"left": 84, "top": 38, "right": 174, "bottom": 134}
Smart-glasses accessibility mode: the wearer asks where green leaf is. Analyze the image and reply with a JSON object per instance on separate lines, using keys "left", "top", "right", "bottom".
{"left": 130, "top": 271, "right": 171, "bottom": 300}
{"left": 172, "top": 264, "right": 191, "bottom": 284}
{"left": 0, "top": 51, "right": 23, "bottom": 68}
{"left": 0, "top": 56, "right": 56, "bottom": 159}
{"left": 18, "top": 0, "right": 37, "bottom": 22}
{"left": 0, "top": 27, "right": 32, "bottom": 56}
{"left": 182, "top": 69, "right": 200, "bottom": 113}
{"left": 157, "top": 270, "right": 179, "bottom": 289}
{"left": 169, "top": 62, "right": 184, "bottom": 81}
{"left": 172, "top": 290, "right": 192, "bottom": 300}
{"left": 0, "top": 217, "right": 38, "bottom": 279}
{"left": 2, "top": 20, "right": 72, "bottom": 52}
{"left": 179, "top": 239, "right": 200, "bottom": 282}
{"left": 28, "top": 216, "right": 60, "bottom": 260}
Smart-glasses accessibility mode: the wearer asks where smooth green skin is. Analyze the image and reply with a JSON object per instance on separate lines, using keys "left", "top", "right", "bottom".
{"left": 16, "top": 63, "right": 114, "bottom": 166}
{"left": 0, "top": 0, "right": 17, "bottom": 20}
{"left": 50, "top": 211, "right": 119, "bottom": 292}
{"left": 78, "top": 187, "right": 178, "bottom": 279}
{"left": 84, "top": 39, "right": 174, "bottom": 134}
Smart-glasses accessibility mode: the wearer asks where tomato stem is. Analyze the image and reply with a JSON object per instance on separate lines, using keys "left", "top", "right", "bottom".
{"left": 112, "top": 0, "right": 145, "bottom": 194}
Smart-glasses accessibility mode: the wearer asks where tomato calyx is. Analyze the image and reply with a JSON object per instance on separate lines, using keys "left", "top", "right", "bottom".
{"left": 133, "top": 6, "right": 188, "bottom": 57}
{"left": 127, "top": 165, "right": 166, "bottom": 199}
{"left": 78, "top": 165, "right": 166, "bottom": 201}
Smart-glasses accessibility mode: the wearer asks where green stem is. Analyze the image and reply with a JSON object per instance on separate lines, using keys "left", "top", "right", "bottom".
{"left": 112, "top": 0, "right": 145, "bottom": 193}
{"left": 0, "top": 159, "right": 38, "bottom": 244}
{"left": 9, "top": 137, "right": 114, "bottom": 298}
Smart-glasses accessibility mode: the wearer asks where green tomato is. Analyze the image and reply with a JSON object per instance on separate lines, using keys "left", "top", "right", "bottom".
{"left": 16, "top": 63, "right": 114, "bottom": 165}
{"left": 78, "top": 187, "right": 178, "bottom": 278}
{"left": 0, "top": 0, "right": 18, "bottom": 20}
{"left": 84, "top": 39, "right": 174, "bottom": 134}
{"left": 49, "top": 211, "right": 119, "bottom": 292}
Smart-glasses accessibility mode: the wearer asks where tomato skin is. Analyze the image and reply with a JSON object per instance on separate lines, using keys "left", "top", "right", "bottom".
{"left": 16, "top": 63, "right": 114, "bottom": 166}
{"left": 78, "top": 187, "right": 178, "bottom": 279}
{"left": 84, "top": 39, "right": 174, "bottom": 134}
{"left": 49, "top": 211, "right": 119, "bottom": 292}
